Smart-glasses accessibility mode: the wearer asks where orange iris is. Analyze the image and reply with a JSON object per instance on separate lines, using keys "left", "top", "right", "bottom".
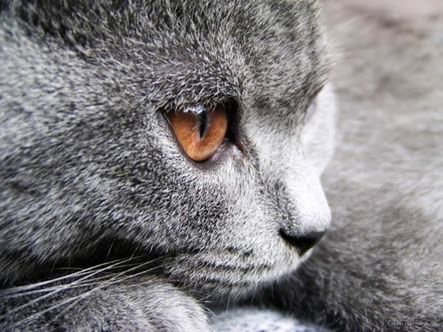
{"left": 166, "top": 104, "right": 228, "bottom": 162}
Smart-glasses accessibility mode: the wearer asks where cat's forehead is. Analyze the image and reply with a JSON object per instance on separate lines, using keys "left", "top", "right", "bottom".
{"left": 133, "top": 0, "right": 328, "bottom": 112}
{"left": 18, "top": 0, "right": 327, "bottom": 115}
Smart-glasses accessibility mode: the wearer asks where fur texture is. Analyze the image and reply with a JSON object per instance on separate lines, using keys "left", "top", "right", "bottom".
{"left": 0, "top": 0, "right": 441, "bottom": 331}
{"left": 1, "top": 0, "right": 332, "bottom": 330}
{"left": 258, "top": 2, "right": 443, "bottom": 331}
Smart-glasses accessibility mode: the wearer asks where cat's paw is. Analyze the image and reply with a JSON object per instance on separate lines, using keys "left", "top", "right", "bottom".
{"left": 79, "top": 281, "right": 211, "bottom": 331}
{"left": 1, "top": 278, "right": 211, "bottom": 332}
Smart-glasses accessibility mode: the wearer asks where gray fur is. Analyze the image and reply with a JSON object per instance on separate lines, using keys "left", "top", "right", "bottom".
{"left": 2, "top": 275, "right": 211, "bottom": 331}
{"left": 256, "top": 2, "right": 443, "bottom": 331}
{"left": 0, "top": 0, "right": 441, "bottom": 331}
{"left": 212, "top": 308, "right": 329, "bottom": 332}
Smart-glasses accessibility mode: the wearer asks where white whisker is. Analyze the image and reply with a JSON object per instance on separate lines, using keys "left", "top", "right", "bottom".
{"left": 17, "top": 262, "right": 164, "bottom": 327}
{"left": 1, "top": 257, "right": 132, "bottom": 296}
{"left": 0, "top": 256, "right": 162, "bottom": 319}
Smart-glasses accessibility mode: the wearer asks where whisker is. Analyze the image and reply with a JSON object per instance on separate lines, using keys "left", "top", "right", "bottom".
{"left": 17, "top": 262, "right": 164, "bottom": 327}
{"left": 1, "top": 257, "right": 134, "bottom": 296}
{"left": 52, "top": 263, "right": 165, "bottom": 322}
{"left": 104, "top": 239, "right": 116, "bottom": 261}
{"left": 1, "top": 263, "right": 145, "bottom": 299}
{"left": 0, "top": 256, "right": 162, "bottom": 319}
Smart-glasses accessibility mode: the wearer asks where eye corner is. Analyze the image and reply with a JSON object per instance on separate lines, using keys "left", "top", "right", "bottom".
{"left": 221, "top": 97, "right": 241, "bottom": 142}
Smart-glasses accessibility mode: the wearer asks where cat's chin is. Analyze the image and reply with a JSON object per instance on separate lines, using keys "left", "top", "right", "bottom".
{"left": 17, "top": 235, "right": 310, "bottom": 304}
{"left": 161, "top": 248, "right": 309, "bottom": 303}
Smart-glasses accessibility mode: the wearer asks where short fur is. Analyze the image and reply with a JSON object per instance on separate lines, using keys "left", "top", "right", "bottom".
{"left": 0, "top": 0, "right": 441, "bottom": 331}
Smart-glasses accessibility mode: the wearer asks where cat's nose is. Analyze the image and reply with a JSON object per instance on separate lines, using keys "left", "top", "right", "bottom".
{"left": 279, "top": 228, "right": 326, "bottom": 256}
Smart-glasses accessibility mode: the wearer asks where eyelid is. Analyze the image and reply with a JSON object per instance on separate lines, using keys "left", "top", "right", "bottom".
{"left": 183, "top": 105, "right": 206, "bottom": 114}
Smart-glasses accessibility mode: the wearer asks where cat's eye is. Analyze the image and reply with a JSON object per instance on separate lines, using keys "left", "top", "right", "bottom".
{"left": 166, "top": 105, "right": 228, "bottom": 162}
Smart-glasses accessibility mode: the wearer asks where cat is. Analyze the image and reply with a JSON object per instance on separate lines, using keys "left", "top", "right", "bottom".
{"left": 0, "top": 0, "right": 441, "bottom": 331}
{"left": 0, "top": 0, "right": 333, "bottom": 330}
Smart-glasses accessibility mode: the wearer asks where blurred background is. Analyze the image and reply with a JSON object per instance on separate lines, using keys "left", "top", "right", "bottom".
{"left": 320, "top": 0, "right": 443, "bottom": 234}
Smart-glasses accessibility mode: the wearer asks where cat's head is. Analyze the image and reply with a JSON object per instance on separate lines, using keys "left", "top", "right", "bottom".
{"left": 0, "top": 0, "right": 334, "bottom": 298}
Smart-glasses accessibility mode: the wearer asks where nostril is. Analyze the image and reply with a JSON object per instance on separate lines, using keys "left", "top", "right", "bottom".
{"left": 279, "top": 229, "right": 326, "bottom": 256}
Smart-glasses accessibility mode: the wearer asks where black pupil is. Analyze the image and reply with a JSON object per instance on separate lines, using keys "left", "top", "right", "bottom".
{"left": 197, "top": 111, "right": 208, "bottom": 139}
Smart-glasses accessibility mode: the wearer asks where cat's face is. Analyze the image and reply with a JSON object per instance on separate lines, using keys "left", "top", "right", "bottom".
{"left": 0, "top": 0, "right": 334, "bottom": 298}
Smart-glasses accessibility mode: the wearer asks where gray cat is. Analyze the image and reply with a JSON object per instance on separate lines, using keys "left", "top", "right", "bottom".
{"left": 0, "top": 0, "right": 441, "bottom": 331}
